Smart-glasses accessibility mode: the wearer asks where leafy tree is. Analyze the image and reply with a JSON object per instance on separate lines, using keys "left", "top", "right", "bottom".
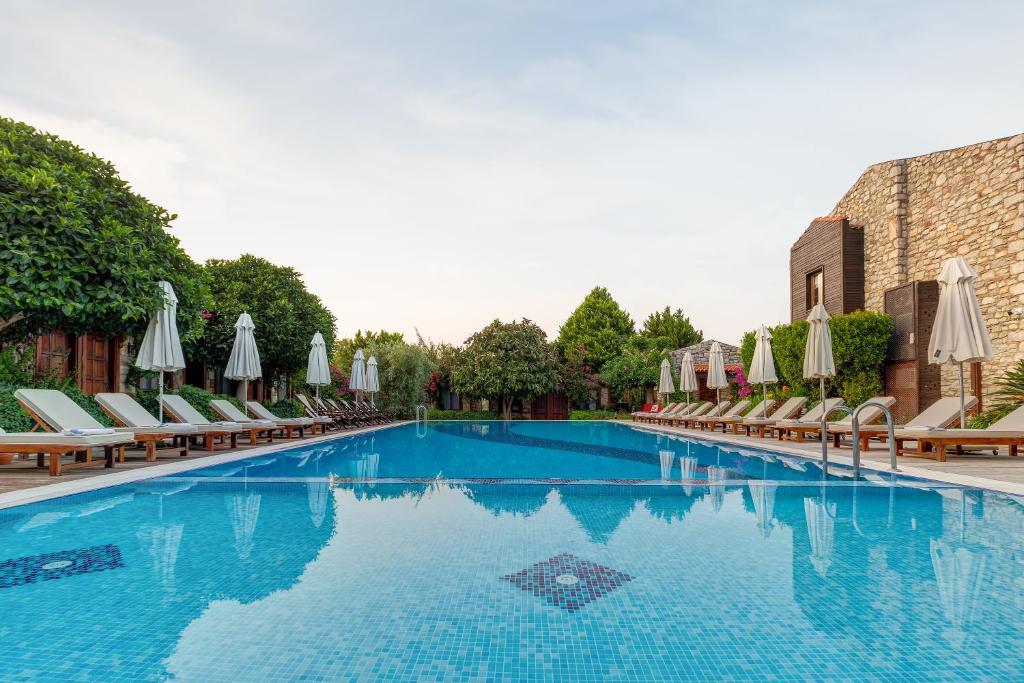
{"left": 188, "top": 254, "right": 336, "bottom": 386}
{"left": 599, "top": 335, "right": 665, "bottom": 409}
{"left": 641, "top": 306, "right": 702, "bottom": 349}
{"left": 365, "top": 339, "right": 436, "bottom": 418}
{"left": 556, "top": 286, "right": 634, "bottom": 371}
{"left": 452, "top": 318, "right": 556, "bottom": 420}
{"left": 0, "top": 117, "right": 210, "bottom": 343}
{"left": 332, "top": 330, "right": 405, "bottom": 374}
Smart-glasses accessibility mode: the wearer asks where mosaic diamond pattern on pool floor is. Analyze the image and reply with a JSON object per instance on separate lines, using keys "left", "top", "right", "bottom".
{"left": 502, "top": 552, "right": 632, "bottom": 612}
{"left": 0, "top": 544, "right": 123, "bottom": 589}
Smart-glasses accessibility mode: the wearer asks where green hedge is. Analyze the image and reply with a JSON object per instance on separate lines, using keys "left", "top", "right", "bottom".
{"left": 269, "top": 398, "right": 304, "bottom": 418}
{"left": 427, "top": 409, "right": 501, "bottom": 420}
{"left": 741, "top": 310, "right": 893, "bottom": 408}
{"left": 0, "top": 382, "right": 113, "bottom": 431}
{"left": 569, "top": 409, "right": 628, "bottom": 420}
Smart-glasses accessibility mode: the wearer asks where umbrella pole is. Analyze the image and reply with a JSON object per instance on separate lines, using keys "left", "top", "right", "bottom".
{"left": 959, "top": 362, "right": 966, "bottom": 429}
{"left": 243, "top": 379, "right": 248, "bottom": 416}
{"left": 819, "top": 376, "right": 828, "bottom": 476}
{"left": 158, "top": 373, "right": 164, "bottom": 423}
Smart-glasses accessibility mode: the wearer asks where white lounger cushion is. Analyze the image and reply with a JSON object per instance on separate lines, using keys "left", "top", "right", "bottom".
{"left": 15, "top": 388, "right": 110, "bottom": 431}
{"left": 209, "top": 399, "right": 277, "bottom": 427}
{"left": 0, "top": 427, "right": 134, "bottom": 446}
{"left": 160, "top": 395, "right": 247, "bottom": 432}
{"left": 245, "top": 401, "right": 314, "bottom": 426}
{"left": 94, "top": 393, "right": 199, "bottom": 434}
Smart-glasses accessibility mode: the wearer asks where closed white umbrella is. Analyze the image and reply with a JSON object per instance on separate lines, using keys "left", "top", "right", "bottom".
{"left": 706, "top": 341, "right": 729, "bottom": 406}
{"left": 224, "top": 312, "right": 262, "bottom": 415}
{"left": 226, "top": 492, "right": 261, "bottom": 561}
{"left": 658, "top": 449, "right": 674, "bottom": 480}
{"left": 678, "top": 351, "right": 698, "bottom": 408}
{"left": 749, "top": 324, "right": 778, "bottom": 412}
{"left": 366, "top": 356, "right": 380, "bottom": 406}
{"left": 803, "top": 304, "right": 836, "bottom": 471}
{"left": 306, "top": 332, "right": 331, "bottom": 402}
{"left": 928, "top": 256, "right": 993, "bottom": 428}
{"left": 349, "top": 348, "right": 367, "bottom": 401}
{"left": 135, "top": 280, "right": 186, "bottom": 423}
{"left": 657, "top": 358, "right": 675, "bottom": 402}
{"left": 804, "top": 495, "right": 836, "bottom": 577}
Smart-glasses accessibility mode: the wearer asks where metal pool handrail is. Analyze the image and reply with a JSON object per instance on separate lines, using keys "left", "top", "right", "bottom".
{"left": 416, "top": 405, "right": 427, "bottom": 422}
{"left": 850, "top": 401, "right": 899, "bottom": 478}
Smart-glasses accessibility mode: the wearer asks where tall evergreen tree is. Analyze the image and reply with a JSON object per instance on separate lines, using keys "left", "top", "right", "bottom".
{"left": 556, "top": 286, "right": 635, "bottom": 371}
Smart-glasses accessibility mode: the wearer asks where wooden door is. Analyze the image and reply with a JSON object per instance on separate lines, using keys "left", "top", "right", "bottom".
{"left": 35, "top": 331, "right": 72, "bottom": 380}
{"left": 76, "top": 334, "right": 111, "bottom": 394}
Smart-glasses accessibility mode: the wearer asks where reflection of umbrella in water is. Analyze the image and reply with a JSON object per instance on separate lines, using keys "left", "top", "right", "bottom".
{"left": 306, "top": 480, "right": 330, "bottom": 528}
{"left": 138, "top": 523, "right": 184, "bottom": 589}
{"left": 560, "top": 489, "right": 637, "bottom": 544}
{"left": 462, "top": 485, "right": 551, "bottom": 518}
{"left": 804, "top": 496, "right": 837, "bottom": 577}
{"left": 679, "top": 455, "right": 698, "bottom": 496}
{"left": 659, "top": 450, "right": 675, "bottom": 480}
{"left": 929, "top": 492, "right": 988, "bottom": 649}
{"left": 350, "top": 452, "right": 381, "bottom": 489}
{"left": 227, "top": 493, "right": 262, "bottom": 561}
{"left": 747, "top": 480, "right": 777, "bottom": 538}
{"left": 707, "top": 466, "right": 728, "bottom": 512}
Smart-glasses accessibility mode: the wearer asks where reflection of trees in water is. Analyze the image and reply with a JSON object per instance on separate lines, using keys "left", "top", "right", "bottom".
{"left": 461, "top": 485, "right": 552, "bottom": 518}
{"left": 559, "top": 488, "right": 639, "bottom": 544}
{"left": 643, "top": 487, "right": 707, "bottom": 524}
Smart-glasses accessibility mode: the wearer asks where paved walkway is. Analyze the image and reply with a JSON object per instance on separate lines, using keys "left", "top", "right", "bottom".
{"left": 620, "top": 419, "right": 1024, "bottom": 496}
{"left": 0, "top": 422, "right": 402, "bottom": 509}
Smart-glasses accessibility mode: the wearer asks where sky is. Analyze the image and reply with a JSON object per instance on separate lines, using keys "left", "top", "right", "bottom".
{"left": 2, "top": 1, "right": 1022, "bottom": 346}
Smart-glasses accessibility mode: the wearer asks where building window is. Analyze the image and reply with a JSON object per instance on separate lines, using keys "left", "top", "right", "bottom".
{"left": 806, "top": 268, "right": 823, "bottom": 309}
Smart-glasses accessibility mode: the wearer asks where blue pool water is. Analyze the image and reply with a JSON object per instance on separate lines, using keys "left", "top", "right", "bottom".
{"left": 1, "top": 421, "right": 1023, "bottom": 681}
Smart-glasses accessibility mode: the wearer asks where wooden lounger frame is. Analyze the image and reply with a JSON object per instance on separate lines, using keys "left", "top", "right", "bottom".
{"left": 96, "top": 404, "right": 188, "bottom": 460}
{"left": 13, "top": 400, "right": 127, "bottom": 476}
{"left": 160, "top": 406, "right": 240, "bottom": 452}
{"left": 894, "top": 435, "right": 1024, "bottom": 462}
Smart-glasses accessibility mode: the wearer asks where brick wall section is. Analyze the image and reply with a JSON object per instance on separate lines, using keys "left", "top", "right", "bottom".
{"left": 830, "top": 134, "right": 1024, "bottom": 404}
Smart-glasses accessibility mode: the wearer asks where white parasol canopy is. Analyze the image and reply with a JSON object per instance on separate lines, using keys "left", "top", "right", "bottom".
{"left": 224, "top": 312, "right": 262, "bottom": 415}
{"left": 927, "top": 255, "right": 993, "bottom": 427}
{"left": 678, "top": 351, "right": 699, "bottom": 407}
{"left": 349, "top": 348, "right": 367, "bottom": 399}
{"left": 706, "top": 341, "right": 729, "bottom": 405}
{"left": 135, "top": 281, "right": 186, "bottom": 422}
{"left": 305, "top": 332, "right": 331, "bottom": 401}
{"left": 803, "top": 304, "right": 836, "bottom": 470}
{"left": 365, "top": 356, "right": 380, "bottom": 406}
{"left": 657, "top": 358, "right": 675, "bottom": 399}
{"left": 749, "top": 324, "right": 778, "bottom": 410}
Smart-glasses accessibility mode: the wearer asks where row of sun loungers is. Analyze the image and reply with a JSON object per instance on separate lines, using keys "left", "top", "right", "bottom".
{"left": 0, "top": 388, "right": 392, "bottom": 476}
{"left": 635, "top": 392, "right": 1024, "bottom": 462}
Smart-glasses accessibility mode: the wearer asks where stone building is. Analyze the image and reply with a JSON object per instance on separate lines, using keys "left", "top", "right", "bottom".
{"left": 790, "top": 134, "right": 1024, "bottom": 419}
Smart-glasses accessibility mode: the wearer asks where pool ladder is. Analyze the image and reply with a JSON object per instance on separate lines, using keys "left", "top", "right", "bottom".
{"left": 415, "top": 405, "right": 428, "bottom": 438}
{"left": 844, "top": 401, "right": 899, "bottom": 478}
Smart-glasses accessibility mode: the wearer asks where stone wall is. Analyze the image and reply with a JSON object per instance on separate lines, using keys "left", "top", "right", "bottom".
{"left": 831, "top": 134, "right": 1024, "bottom": 404}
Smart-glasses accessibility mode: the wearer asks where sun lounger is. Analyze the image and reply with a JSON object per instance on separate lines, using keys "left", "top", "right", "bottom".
{"left": 294, "top": 394, "right": 336, "bottom": 433}
{"left": 893, "top": 403, "right": 1024, "bottom": 461}
{"left": 160, "top": 395, "right": 250, "bottom": 451}
{"left": 0, "top": 425, "right": 134, "bottom": 476}
{"left": 734, "top": 397, "right": 808, "bottom": 437}
{"left": 712, "top": 399, "right": 777, "bottom": 434}
{"left": 679, "top": 401, "right": 731, "bottom": 429}
{"left": 641, "top": 402, "right": 686, "bottom": 424}
{"left": 631, "top": 403, "right": 668, "bottom": 420}
{"left": 648, "top": 402, "right": 697, "bottom": 424}
{"left": 638, "top": 402, "right": 678, "bottom": 423}
{"left": 696, "top": 400, "right": 751, "bottom": 432}
{"left": 669, "top": 402, "right": 713, "bottom": 427}
{"left": 14, "top": 388, "right": 171, "bottom": 465}
{"left": 209, "top": 400, "right": 279, "bottom": 444}
{"left": 94, "top": 392, "right": 196, "bottom": 458}
{"left": 776, "top": 397, "right": 895, "bottom": 443}
{"left": 245, "top": 401, "right": 314, "bottom": 438}
{"left": 767, "top": 398, "right": 846, "bottom": 440}
{"left": 829, "top": 395, "right": 977, "bottom": 450}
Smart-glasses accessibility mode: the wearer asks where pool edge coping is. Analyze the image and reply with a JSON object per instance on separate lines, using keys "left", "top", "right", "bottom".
{"left": 622, "top": 419, "right": 1024, "bottom": 497}
{"left": 0, "top": 421, "right": 409, "bottom": 510}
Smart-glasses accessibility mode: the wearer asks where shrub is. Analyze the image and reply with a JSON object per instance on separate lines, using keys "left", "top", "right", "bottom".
{"left": 0, "top": 385, "right": 32, "bottom": 432}
{"left": 427, "top": 409, "right": 500, "bottom": 420}
{"left": 168, "top": 384, "right": 242, "bottom": 421}
{"left": 969, "top": 359, "right": 1024, "bottom": 428}
{"left": 569, "top": 409, "right": 627, "bottom": 420}
{"left": 269, "top": 398, "right": 304, "bottom": 418}
{"left": 367, "top": 340, "right": 436, "bottom": 419}
{"left": 741, "top": 310, "right": 893, "bottom": 407}
{"left": 968, "top": 403, "right": 1014, "bottom": 429}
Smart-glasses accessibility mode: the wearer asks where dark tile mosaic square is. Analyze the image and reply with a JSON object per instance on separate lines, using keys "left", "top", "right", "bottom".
{"left": 502, "top": 552, "right": 632, "bottom": 612}
{"left": 0, "top": 544, "right": 123, "bottom": 589}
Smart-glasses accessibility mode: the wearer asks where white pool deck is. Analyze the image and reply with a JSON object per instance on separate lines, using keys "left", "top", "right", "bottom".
{"left": 2, "top": 417, "right": 1024, "bottom": 511}
{"left": 622, "top": 419, "right": 1024, "bottom": 497}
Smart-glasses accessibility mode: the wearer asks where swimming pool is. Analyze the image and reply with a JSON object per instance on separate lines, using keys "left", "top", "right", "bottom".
{"left": 1, "top": 421, "right": 1022, "bottom": 681}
